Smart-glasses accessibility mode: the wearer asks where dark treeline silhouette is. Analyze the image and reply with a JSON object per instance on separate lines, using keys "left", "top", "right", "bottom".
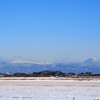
{"left": 0, "top": 70, "right": 100, "bottom": 77}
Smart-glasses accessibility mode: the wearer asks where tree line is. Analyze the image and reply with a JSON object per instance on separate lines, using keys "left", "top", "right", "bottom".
{"left": 0, "top": 70, "right": 100, "bottom": 77}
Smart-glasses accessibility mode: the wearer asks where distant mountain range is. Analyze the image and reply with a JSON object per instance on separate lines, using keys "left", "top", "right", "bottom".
{"left": 0, "top": 57, "right": 100, "bottom": 74}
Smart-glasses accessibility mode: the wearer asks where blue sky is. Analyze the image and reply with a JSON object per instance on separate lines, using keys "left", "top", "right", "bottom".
{"left": 0, "top": 0, "right": 100, "bottom": 62}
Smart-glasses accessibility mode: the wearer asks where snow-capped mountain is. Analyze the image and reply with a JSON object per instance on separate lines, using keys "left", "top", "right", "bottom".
{"left": 83, "top": 57, "right": 100, "bottom": 65}
{"left": 0, "top": 58, "right": 100, "bottom": 74}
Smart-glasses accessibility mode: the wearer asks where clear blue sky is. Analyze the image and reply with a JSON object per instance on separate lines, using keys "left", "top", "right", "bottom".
{"left": 0, "top": 0, "right": 100, "bottom": 62}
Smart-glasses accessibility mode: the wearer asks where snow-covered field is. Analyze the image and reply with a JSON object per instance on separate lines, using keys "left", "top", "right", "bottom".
{"left": 0, "top": 79, "right": 100, "bottom": 100}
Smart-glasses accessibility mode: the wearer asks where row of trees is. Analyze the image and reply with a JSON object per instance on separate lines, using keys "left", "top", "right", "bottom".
{"left": 0, "top": 70, "right": 100, "bottom": 77}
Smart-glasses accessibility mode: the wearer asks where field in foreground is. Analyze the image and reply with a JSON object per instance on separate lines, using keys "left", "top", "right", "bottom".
{"left": 0, "top": 77, "right": 100, "bottom": 100}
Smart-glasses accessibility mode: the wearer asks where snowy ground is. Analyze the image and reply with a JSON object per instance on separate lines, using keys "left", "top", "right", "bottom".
{"left": 0, "top": 79, "right": 100, "bottom": 100}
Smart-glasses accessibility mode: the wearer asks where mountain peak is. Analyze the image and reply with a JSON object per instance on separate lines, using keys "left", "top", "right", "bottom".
{"left": 90, "top": 57, "right": 98, "bottom": 61}
{"left": 83, "top": 57, "right": 100, "bottom": 64}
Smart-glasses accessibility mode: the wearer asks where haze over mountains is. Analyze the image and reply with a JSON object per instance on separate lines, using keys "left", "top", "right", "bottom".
{"left": 0, "top": 57, "right": 100, "bottom": 74}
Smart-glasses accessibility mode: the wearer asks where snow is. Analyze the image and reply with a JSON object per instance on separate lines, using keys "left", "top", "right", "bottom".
{"left": 83, "top": 57, "right": 100, "bottom": 64}
{"left": 0, "top": 80, "right": 100, "bottom": 100}
{"left": 0, "top": 86, "right": 100, "bottom": 100}
{"left": 11, "top": 60, "right": 53, "bottom": 64}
